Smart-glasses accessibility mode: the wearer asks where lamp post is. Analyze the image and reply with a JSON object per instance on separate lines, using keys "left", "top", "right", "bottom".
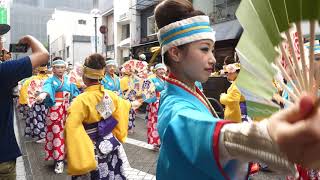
{"left": 91, "top": 8, "right": 101, "bottom": 53}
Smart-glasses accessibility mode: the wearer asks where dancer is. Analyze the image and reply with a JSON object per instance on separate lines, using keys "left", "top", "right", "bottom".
{"left": 145, "top": 63, "right": 166, "bottom": 150}
{"left": 24, "top": 64, "right": 49, "bottom": 142}
{"left": 154, "top": 1, "right": 320, "bottom": 179}
{"left": 65, "top": 53, "right": 134, "bottom": 179}
{"left": 36, "top": 57, "right": 79, "bottom": 173}
{"left": 101, "top": 59, "right": 122, "bottom": 96}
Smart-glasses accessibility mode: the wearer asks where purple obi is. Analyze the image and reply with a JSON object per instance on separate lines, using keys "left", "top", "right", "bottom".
{"left": 240, "top": 101, "right": 248, "bottom": 122}
{"left": 83, "top": 116, "right": 118, "bottom": 140}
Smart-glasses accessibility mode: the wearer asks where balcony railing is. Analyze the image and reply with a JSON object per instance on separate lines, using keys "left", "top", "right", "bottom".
{"left": 210, "top": 0, "right": 240, "bottom": 24}
{"left": 132, "top": 0, "right": 159, "bottom": 11}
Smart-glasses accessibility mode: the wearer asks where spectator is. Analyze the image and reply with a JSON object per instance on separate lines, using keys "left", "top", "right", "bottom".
{"left": 0, "top": 36, "right": 12, "bottom": 62}
{"left": 139, "top": 53, "right": 146, "bottom": 61}
{"left": 0, "top": 23, "right": 49, "bottom": 180}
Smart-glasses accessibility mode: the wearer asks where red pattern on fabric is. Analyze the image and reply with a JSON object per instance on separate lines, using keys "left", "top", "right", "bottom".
{"left": 213, "top": 120, "right": 233, "bottom": 180}
{"left": 287, "top": 165, "right": 320, "bottom": 180}
{"left": 27, "top": 79, "right": 45, "bottom": 106}
{"left": 45, "top": 93, "right": 69, "bottom": 161}
{"left": 147, "top": 101, "right": 160, "bottom": 146}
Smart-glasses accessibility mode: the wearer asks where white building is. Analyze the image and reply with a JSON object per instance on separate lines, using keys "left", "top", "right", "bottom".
{"left": 47, "top": 9, "right": 103, "bottom": 65}
{"left": 114, "top": 0, "right": 140, "bottom": 65}
{"left": 98, "top": 0, "right": 114, "bottom": 59}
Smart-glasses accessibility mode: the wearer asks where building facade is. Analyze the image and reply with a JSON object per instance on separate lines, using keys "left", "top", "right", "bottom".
{"left": 10, "top": 0, "right": 94, "bottom": 53}
{"left": 99, "top": 0, "right": 114, "bottom": 59}
{"left": 47, "top": 9, "right": 102, "bottom": 65}
{"left": 194, "top": 0, "right": 242, "bottom": 66}
{"left": 130, "top": 0, "right": 159, "bottom": 64}
{"left": 113, "top": 0, "right": 142, "bottom": 65}
{"left": 129, "top": 0, "right": 242, "bottom": 66}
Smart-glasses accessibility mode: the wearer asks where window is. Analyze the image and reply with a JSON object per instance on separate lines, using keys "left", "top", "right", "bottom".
{"left": 66, "top": 46, "right": 70, "bottom": 58}
{"left": 147, "top": 16, "right": 158, "bottom": 36}
{"left": 78, "top": 19, "right": 86, "bottom": 25}
{"left": 121, "top": 24, "right": 130, "bottom": 40}
{"left": 62, "top": 49, "right": 65, "bottom": 59}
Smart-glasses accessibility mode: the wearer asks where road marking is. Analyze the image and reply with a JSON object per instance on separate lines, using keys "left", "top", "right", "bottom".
{"left": 119, "top": 144, "right": 156, "bottom": 179}
{"left": 14, "top": 109, "right": 27, "bottom": 180}
{"left": 125, "top": 137, "right": 155, "bottom": 150}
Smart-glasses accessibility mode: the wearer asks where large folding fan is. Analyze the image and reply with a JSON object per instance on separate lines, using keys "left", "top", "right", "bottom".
{"left": 121, "top": 59, "right": 156, "bottom": 101}
{"left": 234, "top": 0, "right": 320, "bottom": 118}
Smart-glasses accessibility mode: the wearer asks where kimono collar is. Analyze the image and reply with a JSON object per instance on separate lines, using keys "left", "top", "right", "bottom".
{"left": 84, "top": 84, "right": 103, "bottom": 92}
{"left": 164, "top": 73, "right": 219, "bottom": 118}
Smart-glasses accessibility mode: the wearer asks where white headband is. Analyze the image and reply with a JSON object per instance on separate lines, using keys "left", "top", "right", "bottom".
{"left": 155, "top": 63, "right": 167, "bottom": 71}
{"left": 157, "top": 15, "right": 216, "bottom": 56}
{"left": 106, "top": 59, "right": 118, "bottom": 67}
{"left": 52, "top": 59, "right": 66, "bottom": 67}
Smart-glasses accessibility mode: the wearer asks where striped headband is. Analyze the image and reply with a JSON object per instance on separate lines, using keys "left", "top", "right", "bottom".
{"left": 157, "top": 15, "right": 216, "bottom": 56}
{"left": 155, "top": 63, "right": 167, "bottom": 71}
{"left": 305, "top": 40, "right": 320, "bottom": 54}
{"left": 52, "top": 59, "right": 66, "bottom": 66}
{"left": 106, "top": 59, "right": 118, "bottom": 67}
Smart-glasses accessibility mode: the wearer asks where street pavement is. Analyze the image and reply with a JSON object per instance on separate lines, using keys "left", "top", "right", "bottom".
{"left": 14, "top": 107, "right": 288, "bottom": 180}
{"left": 14, "top": 108, "right": 158, "bottom": 180}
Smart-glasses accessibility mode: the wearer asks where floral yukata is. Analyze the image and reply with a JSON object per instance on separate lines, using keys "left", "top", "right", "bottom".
{"left": 42, "top": 75, "right": 79, "bottom": 161}
{"left": 65, "top": 85, "right": 131, "bottom": 179}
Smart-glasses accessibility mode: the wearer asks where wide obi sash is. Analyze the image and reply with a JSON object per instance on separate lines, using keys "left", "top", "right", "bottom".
{"left": 55, "top": 91, "right": 70, "bottom": 103}
{"left": 83, "top": 116, "right": 121, "bottom": 156}
{"left": 83, "top": 116, "right": 118, "bottom": 140}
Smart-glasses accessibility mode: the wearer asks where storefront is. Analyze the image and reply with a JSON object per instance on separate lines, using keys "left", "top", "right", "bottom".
{"left": 130, "top": 34, "right": 160, "bottom": 64}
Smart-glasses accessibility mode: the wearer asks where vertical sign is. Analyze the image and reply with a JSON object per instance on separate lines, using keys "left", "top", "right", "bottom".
{"left": 0, "top": 7, "right": 7, "bottom": 24}
{"left": 0, "top": 0, "right": 7, "bottom": 24}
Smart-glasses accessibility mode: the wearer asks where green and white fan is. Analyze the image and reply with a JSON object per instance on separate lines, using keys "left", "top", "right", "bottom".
{"left": 234, "top": 0, "right": 320, "bottom": 118}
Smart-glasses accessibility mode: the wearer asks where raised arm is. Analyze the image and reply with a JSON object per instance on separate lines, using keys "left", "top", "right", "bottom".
{"left": 19, "top": 35, "right": 49, "bottom": 68}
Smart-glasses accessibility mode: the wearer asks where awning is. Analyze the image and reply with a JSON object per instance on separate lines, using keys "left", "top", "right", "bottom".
{"left": 213, "top": 20, "right": 243, "bottom": 41}
{"left": 0, "top": 24, "right": 10, "bottom": 35}
{"left": 118, "top": 38, "right": 130, "bottom": 48}
{"left": 131, "top": 41, "right": 159, "bottom": 48}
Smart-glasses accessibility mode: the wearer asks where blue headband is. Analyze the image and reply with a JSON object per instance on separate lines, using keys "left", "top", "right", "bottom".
{"left": 155, "top": 63, "right": 167, "bottom": 70}
{"left": 157, "top": 15, "right": 215, "bottom": 56}
{"left": 52, "top": 59, "right": 66, "bottom": 66}
{"left": 106, "top": 60, "right": 117, "bottom": 67}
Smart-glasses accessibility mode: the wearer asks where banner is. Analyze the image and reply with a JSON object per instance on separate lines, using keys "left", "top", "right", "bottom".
{"left": 0, "top": 7, "right": 7, "bottom": 24}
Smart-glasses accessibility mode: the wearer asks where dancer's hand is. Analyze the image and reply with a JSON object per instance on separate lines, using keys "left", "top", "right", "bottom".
{"left": 36, "top": 92, "right": 47, "bottom": 103}
{"left": 267, "top": 95, "right": 320, "bottom": 168}
{"left": 131, "top": 98, "right": 143, "bottom": 110}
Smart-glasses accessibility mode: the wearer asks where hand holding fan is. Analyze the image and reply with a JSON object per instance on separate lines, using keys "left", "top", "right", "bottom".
{"left": 235, "top": 0, "right": 320, "bottom": 118}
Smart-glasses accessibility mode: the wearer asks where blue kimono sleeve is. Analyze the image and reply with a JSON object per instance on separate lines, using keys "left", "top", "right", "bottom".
{"left": 144, "top": 96, "right": 157, "bottom": 103}
{"left": 42, "top": 78, "right": 56, "bottom": 107}
{"left": 70, "top": 83, "right": 80, "bottom": 98}
{"left": 101, "top": 78, "right": 108, "bottom": 89}
{"left": 144, "top": 78, "right": 163, "bottom": 103}
{"left": 117, "top": 89, "right": 123, "bottom": 97}
{"left": 159, "top": 108, "right": 227, "bottom": 179}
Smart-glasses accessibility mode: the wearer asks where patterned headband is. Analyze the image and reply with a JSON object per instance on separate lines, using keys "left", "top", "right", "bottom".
{"left": 52, "top": 59, "right": 66, "bottom": 67}
{"left": 106, "top": 60, "right": 118, "bottom": 67}
{"left": 157, "top": 15, "right": 216, "bottom": 56}
{"left": 155, "top": 63, "right": 167, "bottom": 71}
